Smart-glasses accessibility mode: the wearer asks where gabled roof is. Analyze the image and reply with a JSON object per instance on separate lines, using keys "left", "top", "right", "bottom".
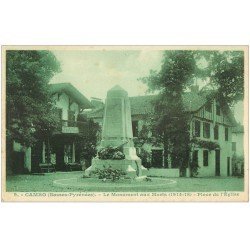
{"left": 129, "top": 95, "right": 156, "bottom": 115}
{"left": 86, "top": 91, "right": 237, "bottom": 126}
{"left": 87, "top": 91, "right": 211, "bottom": 119}
{"left": 182, "top": 91, "right": 211, "bottom": 112}
{"left": 49, "top": 83, "right": 93, "bottom": 109}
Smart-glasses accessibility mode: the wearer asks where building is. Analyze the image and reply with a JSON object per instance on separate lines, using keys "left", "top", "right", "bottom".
{"left": 10, "top": 83, "right": 93, "bottom": 174}
{"left": 232, "top": 124, "right": 244, "bottom": 157}
{"left": 87, "top": 88, "right": 238, "bottom": 177}
{"left": 232, "top": 124, "right": 244, "bottom": 175}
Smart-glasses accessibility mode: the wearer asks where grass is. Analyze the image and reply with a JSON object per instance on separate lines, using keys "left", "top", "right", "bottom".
{"left": 5, "top": 171, "right": 244, "bottom": 192}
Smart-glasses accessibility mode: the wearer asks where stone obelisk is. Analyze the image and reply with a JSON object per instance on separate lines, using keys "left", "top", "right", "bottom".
{"left": 85, "top": 85, "right": 147, "bottom": 177}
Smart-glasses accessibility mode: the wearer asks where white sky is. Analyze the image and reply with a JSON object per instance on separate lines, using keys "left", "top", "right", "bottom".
{"left": 50, "top": 50, "right": 243, "bottom": 124}
{"left": 51, "top": 50, "right": 162, "bottom": 99}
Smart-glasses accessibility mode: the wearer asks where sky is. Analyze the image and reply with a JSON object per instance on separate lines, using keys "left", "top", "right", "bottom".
{"left": 50, "top": 50, "right": 243, "bottom": 124}
{"left": 51, "top": 50, "right": 163, "bottom": 99}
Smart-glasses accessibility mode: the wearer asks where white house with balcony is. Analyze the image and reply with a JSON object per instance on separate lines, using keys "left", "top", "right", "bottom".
{"left": 27, "top": 83, "right": 93, "bottom": 173}
{"left": 41, "top": 83, "right": 92, "bottom": 171}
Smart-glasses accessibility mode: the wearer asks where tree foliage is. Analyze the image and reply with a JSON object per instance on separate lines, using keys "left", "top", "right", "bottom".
{"left": 198, "top": 50, "right": 244, "bottom": 106}
{"left": 191, "top": 138, "right": 220, "bottom": 151}
{"left": 6, "top": 50, "right": 61, "bottom": 146}
{"left": 140, "top": 50, "right": 244, "bottom": 171}
{"left": 75, "top": 118, "right": 101, "bottom": 164}
{"left": 141, "top": 51, "right": 196, "bottom": 170}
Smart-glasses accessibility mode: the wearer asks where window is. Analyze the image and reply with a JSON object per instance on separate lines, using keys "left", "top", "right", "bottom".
{"left": 56, "top": 108, "right": 62, "bottom": 120}
{"left": 132, "top": 120, "right": 139, "bottom": 137}
{"left": 214, "top": 124, "right": 219, "bottom": 140}
{"left": 68, "top": 110, "right": 77, "bottom": 127}
{"left": 45, "top": 142, "right": 51, "bottom": 163}
{"left": 64, "top": 144, "right": 73, "bottom": 163}
{"left": 225, "top": 127, "right": 229, "bottom": 141}
{"left": 227, "top": 157, "right": 231, "bottom": 176}
{"left": 216, "top": 104, "right": 221, "bottom": 116}
{"left": 232, "top": 142, "right": 236, "bottom": 152}
{"left": 205, "top": 102, "right": 212, "bottom": 113}
{"left": 203, "top": 122, "right": 210, "bottom": 138}
{"left": 194, "top": 120, "right": 201, "bottom": 137}
{"left": 42, "top": 141, "right": 51, "bottom": 164}
{"left": 203, "top": 150, "right": 209, "bottom": 166}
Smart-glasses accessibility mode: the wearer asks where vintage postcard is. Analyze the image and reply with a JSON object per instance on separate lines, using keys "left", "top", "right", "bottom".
{"left": 1, "top": 45, "right": 248, "bottom": 202}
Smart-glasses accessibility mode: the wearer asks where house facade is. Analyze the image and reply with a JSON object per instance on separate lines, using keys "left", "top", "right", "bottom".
{"left": 232, "top": 124, "right": 244, "bottom": 175}
{"left": 87, "top": 88, "right": 237, "bottom": 177}
{"left": 232, "top": 124, "right": 244, "bottom": 157}
{"left": 9, "top": 83, "right": 93, "bottom": 174}
{"left": 189, "top": 98, "right": 234, "bottom": 177}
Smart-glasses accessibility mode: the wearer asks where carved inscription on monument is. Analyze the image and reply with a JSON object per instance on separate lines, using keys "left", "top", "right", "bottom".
{"left": 103, "top": 98, "right": 123, "bottom": 138}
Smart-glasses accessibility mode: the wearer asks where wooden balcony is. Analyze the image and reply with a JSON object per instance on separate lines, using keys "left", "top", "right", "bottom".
{"left": 60, "top": 120, "right": 88, "bottom": 134}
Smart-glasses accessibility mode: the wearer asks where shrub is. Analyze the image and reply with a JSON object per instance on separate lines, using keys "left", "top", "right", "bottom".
{"left": 98, "top": 146, "right": 125, "bottom": 160}
{"left": 93, "top": 166, "right": 126, "bottom": 182}
{"left": 137, "top": 148, "right": 151, "bottom": 168}
{"left": 189, "top": 160, "right": 200, "bottom": 177}
{"left": 232, "top": 154, "right": 244, "bottom": 177}
{"left": 191, "top": 139, "right": 220, "bottom": 151}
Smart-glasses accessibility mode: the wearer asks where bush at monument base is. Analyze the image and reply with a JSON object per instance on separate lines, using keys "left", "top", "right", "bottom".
{"left": 85, "top": 158, "right": 148, "bottom": 178}
{"left": 92, "top": 166, "right": 126, "bottom": 182}
{"left": 97, "top": 146, "right": 125, "bottom": 160}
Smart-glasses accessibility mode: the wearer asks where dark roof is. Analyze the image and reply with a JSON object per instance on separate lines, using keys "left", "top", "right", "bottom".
{"left": 85, "top": 107, "right": 105, "bottom": 118}
{"left": 232, "top": 124, "right": 244, "bottom": 133}
{"left": 86, "top": 90, "right": 237, "bottom": 127}
{"left": 90, "top": 99, "right": 104, "bottom": 109}
{"left": 183, "top": 92, "right": 208, "bottom": 112}
{"left": 49, "top": 83, "right": 93, "bottom": 109}
{"left": 87, "top": 92, "right": 210, "bottom": 119}
{"left": 130, "top": 95, "right": 156, "bottom": 115}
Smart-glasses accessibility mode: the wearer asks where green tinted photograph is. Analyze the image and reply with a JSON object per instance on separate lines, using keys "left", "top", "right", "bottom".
{"left": 2, "top": 46, "right": 247, "bottom": 201}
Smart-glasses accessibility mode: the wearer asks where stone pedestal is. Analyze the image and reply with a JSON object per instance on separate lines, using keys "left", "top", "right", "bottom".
{"left": 85, "top": 85, "right": 147, "bottom": 178}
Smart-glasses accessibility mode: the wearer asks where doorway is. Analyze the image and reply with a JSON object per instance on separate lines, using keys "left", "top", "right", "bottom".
{"left": 55, "top": 143, "right": 64, "bottom": 171}
{"left": 215, "top": 150, "right": 220, "bottom": 176}
{"left": 227, "top": 157, "right": 231, "bottom": 176}
{"left": 12, "top": 152, "right": 25, "bottom": 174}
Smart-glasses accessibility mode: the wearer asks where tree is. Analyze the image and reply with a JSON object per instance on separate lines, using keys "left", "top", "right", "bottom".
{"left": 140, "top": 51, "right": 196, "bottom": 173}
{"left": 6, "top": 50, "right": 61, "bottom": 147}
{"left": 199, "top": 50, "right": 244, "bottom": 106}
{"left": 75, "top": 117, "right": 101, "bottom": 167}
{"left": 140, "top": 50, "right": 244, "bottom": 175}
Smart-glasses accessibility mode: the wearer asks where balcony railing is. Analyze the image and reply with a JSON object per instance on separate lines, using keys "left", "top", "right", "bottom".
{"left": 60, "top": 120, "right": 88, "bottom": 134}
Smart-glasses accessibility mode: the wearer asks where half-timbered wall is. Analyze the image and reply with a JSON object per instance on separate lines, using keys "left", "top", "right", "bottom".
{"left": 191, "top": 98, "right": 233, "bottom": 177}
{"left": 195, "top": 99, "right": 231, "bottom": 126}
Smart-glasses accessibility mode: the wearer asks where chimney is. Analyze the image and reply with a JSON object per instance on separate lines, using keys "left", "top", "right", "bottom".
{"left": 90, "top": 97, "right": 104, "bottom": 109}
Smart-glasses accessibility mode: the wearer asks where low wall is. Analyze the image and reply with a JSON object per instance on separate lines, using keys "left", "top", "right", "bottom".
{"left": 148, "top": 168, "right": 180, "bottom": 178}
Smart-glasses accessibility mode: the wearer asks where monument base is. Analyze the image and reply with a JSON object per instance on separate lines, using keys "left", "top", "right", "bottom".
{"left": 85, "top": 158, "right": 148, "bottom": 178}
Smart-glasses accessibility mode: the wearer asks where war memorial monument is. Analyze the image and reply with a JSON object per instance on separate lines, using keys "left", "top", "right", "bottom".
{"left": 85, "top": 85, "right": 147, "bottom": 178}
